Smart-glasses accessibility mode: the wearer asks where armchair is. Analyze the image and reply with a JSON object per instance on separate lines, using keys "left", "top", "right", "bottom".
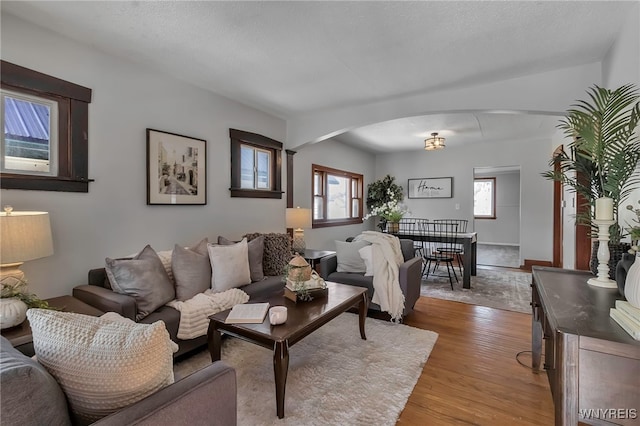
{"left": 319, "top": 239, "right": 422, "bottom": 317}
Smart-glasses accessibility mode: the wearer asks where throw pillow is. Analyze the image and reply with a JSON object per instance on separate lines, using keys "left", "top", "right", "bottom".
{"left": 245, "top": 232, "right": 292, "bottom": 276}
{"left": 172, "top": 238, "right": 211, "bottom": 301}
{"left": 218, "top": 235, "right": 265, "bottom": 282}
{"left": 359, "top": 245, "right": 374, "bottom": 276}
{"left": 208, "top": 238, "right": 252, "bottom": 292}
{"left": 105, "top": 245, "right": 176, "bottom": 321}
{"left": 27, "top": 309, "right": 176, "bottom": 425}
{"left": 0, "top": 336, "right": 72, "bottom": 426}
{"left": 335, "top": 240, "right": 370, "bottom": 273}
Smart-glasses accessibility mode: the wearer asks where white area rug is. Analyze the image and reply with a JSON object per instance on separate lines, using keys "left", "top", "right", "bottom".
{"left": 421, "top": 268, "right": 532, "bottom": 313}
{"left": 174, "top": 313, "right": 438, "bottom": 425}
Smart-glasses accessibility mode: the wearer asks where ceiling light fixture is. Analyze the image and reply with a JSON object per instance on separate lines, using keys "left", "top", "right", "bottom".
{"left": 424, "top": 132, "right": 446, "bottom": 151}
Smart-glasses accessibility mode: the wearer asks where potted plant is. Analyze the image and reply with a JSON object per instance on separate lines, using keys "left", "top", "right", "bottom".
{"left": 543, "top": 83, "right": 640, "bottom": 276}
{"left": 364, "top": 175, "right": 407, "bottom": 232}
{"left": 0, "top": 278, "right": 53, "bottom": 329}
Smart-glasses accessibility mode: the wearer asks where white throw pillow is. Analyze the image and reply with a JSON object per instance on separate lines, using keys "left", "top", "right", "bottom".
{"left": 208, "top": 238, "right": 252, "bottom": 291}
{"left": 27, "top": 309, "right": 176, "bottom": 425}
{"left": 335, "top": 240, "right": 370, "bottom": 273}
{"left": 359, "top": 245, "right": 374, "bottom": 276}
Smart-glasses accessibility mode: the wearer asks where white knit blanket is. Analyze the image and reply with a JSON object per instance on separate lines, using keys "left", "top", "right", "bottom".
{"left": 357, "top": 231, "right": 405, "bottom": 322}
{"left": 166, "top": 288, "right": 249, "bottom": 340}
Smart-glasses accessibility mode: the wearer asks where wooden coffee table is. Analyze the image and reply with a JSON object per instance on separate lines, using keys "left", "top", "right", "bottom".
{"left": 207, "top": 281, "right": 368, "bottom": 419}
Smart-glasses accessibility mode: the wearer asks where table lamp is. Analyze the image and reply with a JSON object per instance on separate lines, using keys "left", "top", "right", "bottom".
{"left": 286, "top": 207, "right": 312, "bottom": 253}
{"left": 0, "top": 206, "right": 54, "bottom": 286}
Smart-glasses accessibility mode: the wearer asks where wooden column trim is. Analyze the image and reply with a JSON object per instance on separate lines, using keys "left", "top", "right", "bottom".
{"left": 285, "top": 150, "right": 296, "bottom": 238}
{"left": 552, "top": 146, "right": 563, "bottom": 268}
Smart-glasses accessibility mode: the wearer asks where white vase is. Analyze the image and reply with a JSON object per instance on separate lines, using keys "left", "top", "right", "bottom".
{"left": 624, "top": 253, "right": 640, "bottom": 308}
{"left": 0, "top": 297, "right": 28, "bottom": 329}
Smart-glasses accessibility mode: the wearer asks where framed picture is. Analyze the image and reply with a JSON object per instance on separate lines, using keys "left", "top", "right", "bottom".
{"left": 146, "top": 128, "right": 206, "bottom": 205}
{"left": 408, "top": 177, "right": 453, "bottom": 199}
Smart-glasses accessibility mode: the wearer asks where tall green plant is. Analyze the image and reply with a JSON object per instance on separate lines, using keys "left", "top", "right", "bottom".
{"left": 543, "top": 84, "right": 640, "bottom": 243}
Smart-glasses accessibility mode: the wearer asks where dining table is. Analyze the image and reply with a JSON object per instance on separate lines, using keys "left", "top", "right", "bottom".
{"left": 391, "top": 229, "right": 478, "bottom": 289}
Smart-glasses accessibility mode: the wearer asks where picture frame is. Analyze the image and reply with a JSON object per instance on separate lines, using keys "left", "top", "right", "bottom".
{"left": 408, "top": 177, "right": 453, "bottom": 199}
{"left": 146, "top": 128, "right": 206, "bottom": 205}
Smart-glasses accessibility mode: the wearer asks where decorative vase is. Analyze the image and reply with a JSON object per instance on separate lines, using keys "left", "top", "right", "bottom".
{"left": 387, "top": 221, "right": 400, "bottom": 234}
{"left": 0, "top": 297, "right": 28, "bottom": 329}
{"left": 616, "top": 252, "right": 636, "bottom": 297}
{"left": 624, "top": 252, "right": 640, "bottom": 308}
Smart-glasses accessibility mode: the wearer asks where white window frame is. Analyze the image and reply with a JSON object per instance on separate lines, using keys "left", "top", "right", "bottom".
{"left": 240, "top": 144, "right": 272, "bottom": 190}
{"left": 1, "top": 89, "right": 59, "bottom": 176}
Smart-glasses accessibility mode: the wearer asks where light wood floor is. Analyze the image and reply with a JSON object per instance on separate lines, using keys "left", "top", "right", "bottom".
{"left": 397, "top": 296, "right": 554, "bottom": 425}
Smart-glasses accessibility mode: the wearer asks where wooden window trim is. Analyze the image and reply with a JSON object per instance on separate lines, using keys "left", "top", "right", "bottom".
{"left": 1, "top": 60, "right": 92, "bottom": 192}
{"left": 229, "top": 128, "right": 282, "bottom": 199}
{"left": 312, "top": 164, "right": 363, "bottom": 228}
{"left": 474, "top": 177, "right": 497, "bottom": 219}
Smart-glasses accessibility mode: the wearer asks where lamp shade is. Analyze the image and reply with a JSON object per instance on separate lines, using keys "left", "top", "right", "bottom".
{"left": 0, "top": 211, "right": 53, "bottom": 264}
{"left": 286, "top": 207, "right": 312, "bottom": 229}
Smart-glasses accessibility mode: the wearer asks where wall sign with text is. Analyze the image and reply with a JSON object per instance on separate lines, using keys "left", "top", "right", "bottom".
{"left": 407, "top": 177, "right": 453, "bottom": 199}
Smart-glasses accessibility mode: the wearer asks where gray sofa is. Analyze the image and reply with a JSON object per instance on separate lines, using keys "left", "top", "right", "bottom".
{"left": 73, "top": 270, "right": 284, "bottom": 358}
{"left": 0, "top": 335, "right": 237, "bottom": 426}
{"left": 319, "top": 239, "right": 423, "bottom": 317}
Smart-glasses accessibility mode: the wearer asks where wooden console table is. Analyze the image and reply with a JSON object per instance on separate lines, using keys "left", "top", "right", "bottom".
{"left": 531, "top": 267, "right": 640, "bottom": 426}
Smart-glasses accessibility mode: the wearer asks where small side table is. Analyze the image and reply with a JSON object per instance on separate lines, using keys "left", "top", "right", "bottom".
{"left": 1, "top": 295, "right": 104, "bottom": 356}
{"left": 302, "top": 249, "right": 336, "bottom": 272}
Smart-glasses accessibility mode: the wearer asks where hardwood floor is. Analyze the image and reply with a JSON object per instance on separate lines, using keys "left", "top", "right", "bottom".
{"left": 397, "top": 297, "right": 554, "bottom": 425}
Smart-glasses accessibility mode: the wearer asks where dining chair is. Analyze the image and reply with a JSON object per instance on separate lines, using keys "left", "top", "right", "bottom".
{"left": 433, "top": 219, "right": 468, "bottom": 274}
{"left": 421, "top": 221, "right": 459, "bottom": 289}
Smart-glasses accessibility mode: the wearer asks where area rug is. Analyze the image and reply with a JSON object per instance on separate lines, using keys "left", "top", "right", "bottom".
{"left": 421, "top": 268, "right": 532, "bottom": 313}
{"left": 174, "top": 313, "right": 438, "bottom": 425}
{"left": 477, "top": 243, "right": 520, "bottom": 268}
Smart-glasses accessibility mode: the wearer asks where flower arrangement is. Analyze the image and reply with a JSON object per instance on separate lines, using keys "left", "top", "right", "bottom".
{"left": 363, "top": 190, "right": 408, "bottom": 223}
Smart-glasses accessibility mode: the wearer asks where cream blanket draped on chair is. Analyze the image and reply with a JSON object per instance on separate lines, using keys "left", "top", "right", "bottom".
{"left": 357, "top": 231, "right": 405, "bottom": 322}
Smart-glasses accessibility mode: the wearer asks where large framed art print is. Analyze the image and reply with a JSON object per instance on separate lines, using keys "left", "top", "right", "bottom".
{"left": 408, "top": 177, "right": 453, "bottom": 199}
{"left": 146, "top": 128, "right": 206, "bottom": 205}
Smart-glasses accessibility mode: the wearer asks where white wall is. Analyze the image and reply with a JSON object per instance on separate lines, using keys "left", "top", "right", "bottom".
{"left": 0, "top": 14, "right": 287, "bottom": 298}
{"left": 291, "top": 138, "right": 376, "bottom": 251}
{"left": 375, "top": 136, "right": 553, "bottom": 263}
{"left": 474, "top": 170, "right": 520, "bottom": 246}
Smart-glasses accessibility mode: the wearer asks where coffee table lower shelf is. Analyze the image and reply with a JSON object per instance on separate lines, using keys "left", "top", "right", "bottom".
{"left": 207, "top": 282, "right": 368, "bottom": 419}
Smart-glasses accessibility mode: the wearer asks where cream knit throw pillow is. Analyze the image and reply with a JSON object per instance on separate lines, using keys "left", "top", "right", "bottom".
{"left": 27, "top": 309, "right": 176, "bottom": 425}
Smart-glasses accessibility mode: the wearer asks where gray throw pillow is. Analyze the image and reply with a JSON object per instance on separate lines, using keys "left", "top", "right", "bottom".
{"left": 172, "top": 238, "right": 211, "bottom": 301}
{"left": 335, "top": 240, "right": 370, "bottom": 273}
{"left": 105, "top": 245, "right": 176, "bottom": 321}
{"left": 218, "top": 235, "right": 265, "bottom": 282}
{"left": 0, "top": 336, "right": 71, "bottom": 426}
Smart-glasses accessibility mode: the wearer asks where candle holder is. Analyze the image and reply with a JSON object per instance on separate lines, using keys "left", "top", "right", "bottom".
{"left": 587, "top": 219, "right": 617, "bottom": 288}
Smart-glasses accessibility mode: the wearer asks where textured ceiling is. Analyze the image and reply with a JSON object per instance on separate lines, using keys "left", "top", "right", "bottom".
{"left": 2, "top": 1, "right": 633, "bottom": 152}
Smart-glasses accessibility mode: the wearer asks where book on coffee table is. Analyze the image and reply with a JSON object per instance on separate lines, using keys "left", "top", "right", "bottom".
{"left": 225, "top": 302, "right": 270, "bottom": 324}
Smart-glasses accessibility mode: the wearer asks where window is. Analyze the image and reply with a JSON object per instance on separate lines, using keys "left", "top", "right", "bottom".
{"left": 474, "top": 177, "right": 496, "bottom": 219}
{"left": 230, "top": 128, "right": 282, "bottom": 198}
{"left": 312, "top": 164, "right": 363, "bottom": 227}
{"left": 1, "top": 61, "right": 92, "bottom": 192}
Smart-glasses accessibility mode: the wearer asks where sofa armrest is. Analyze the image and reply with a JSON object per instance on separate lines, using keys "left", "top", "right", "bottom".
{"left": 399, "top": 256, "right": 423, "bottom": 315}
{"left": 93, "top": 361, "right": 237, "bottom": 426}
{"left": 73, "top": 285, "right": 137, "bottom": 320}
{"left": 319, "top": 254, "right": 338, "bottom": 280}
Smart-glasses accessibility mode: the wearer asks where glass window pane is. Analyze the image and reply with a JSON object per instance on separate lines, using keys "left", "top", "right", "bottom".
{"left": 240, "top": 146, "right": 255, "bottom": 188}
{"left": 314, "top": 172, "right": 322, "bottom": 196}
{"left": 3, "top": 93, "right": 56, "bottom": 174}
{"left": 351, "top": 179, "right": 358, "bottom": 196}
{"left": 474, "top": 180, "right": 494, "bottom": 216}
{"left": 314, "top": 196, "right": 324, "bottom": 219}
{"left": 352, "top": 199, "right": 359, "bottom": 217}
{"left": 256, "top": 150, "right": 270, "bottom": 189}
{"left": 327, "top": 174, "right": 348, "bottom": 219}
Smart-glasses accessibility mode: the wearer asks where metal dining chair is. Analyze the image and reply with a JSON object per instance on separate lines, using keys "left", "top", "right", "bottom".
{"left": 421, "top": 221, "right": 459, "bottom": 289}
{"left": 433, "top": 219, "right": 468, "bottom": 274}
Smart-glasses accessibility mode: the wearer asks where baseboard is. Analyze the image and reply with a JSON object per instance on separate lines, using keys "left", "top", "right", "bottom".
{"left": 521, "top": 259, "right": 553, "bottom": 271}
